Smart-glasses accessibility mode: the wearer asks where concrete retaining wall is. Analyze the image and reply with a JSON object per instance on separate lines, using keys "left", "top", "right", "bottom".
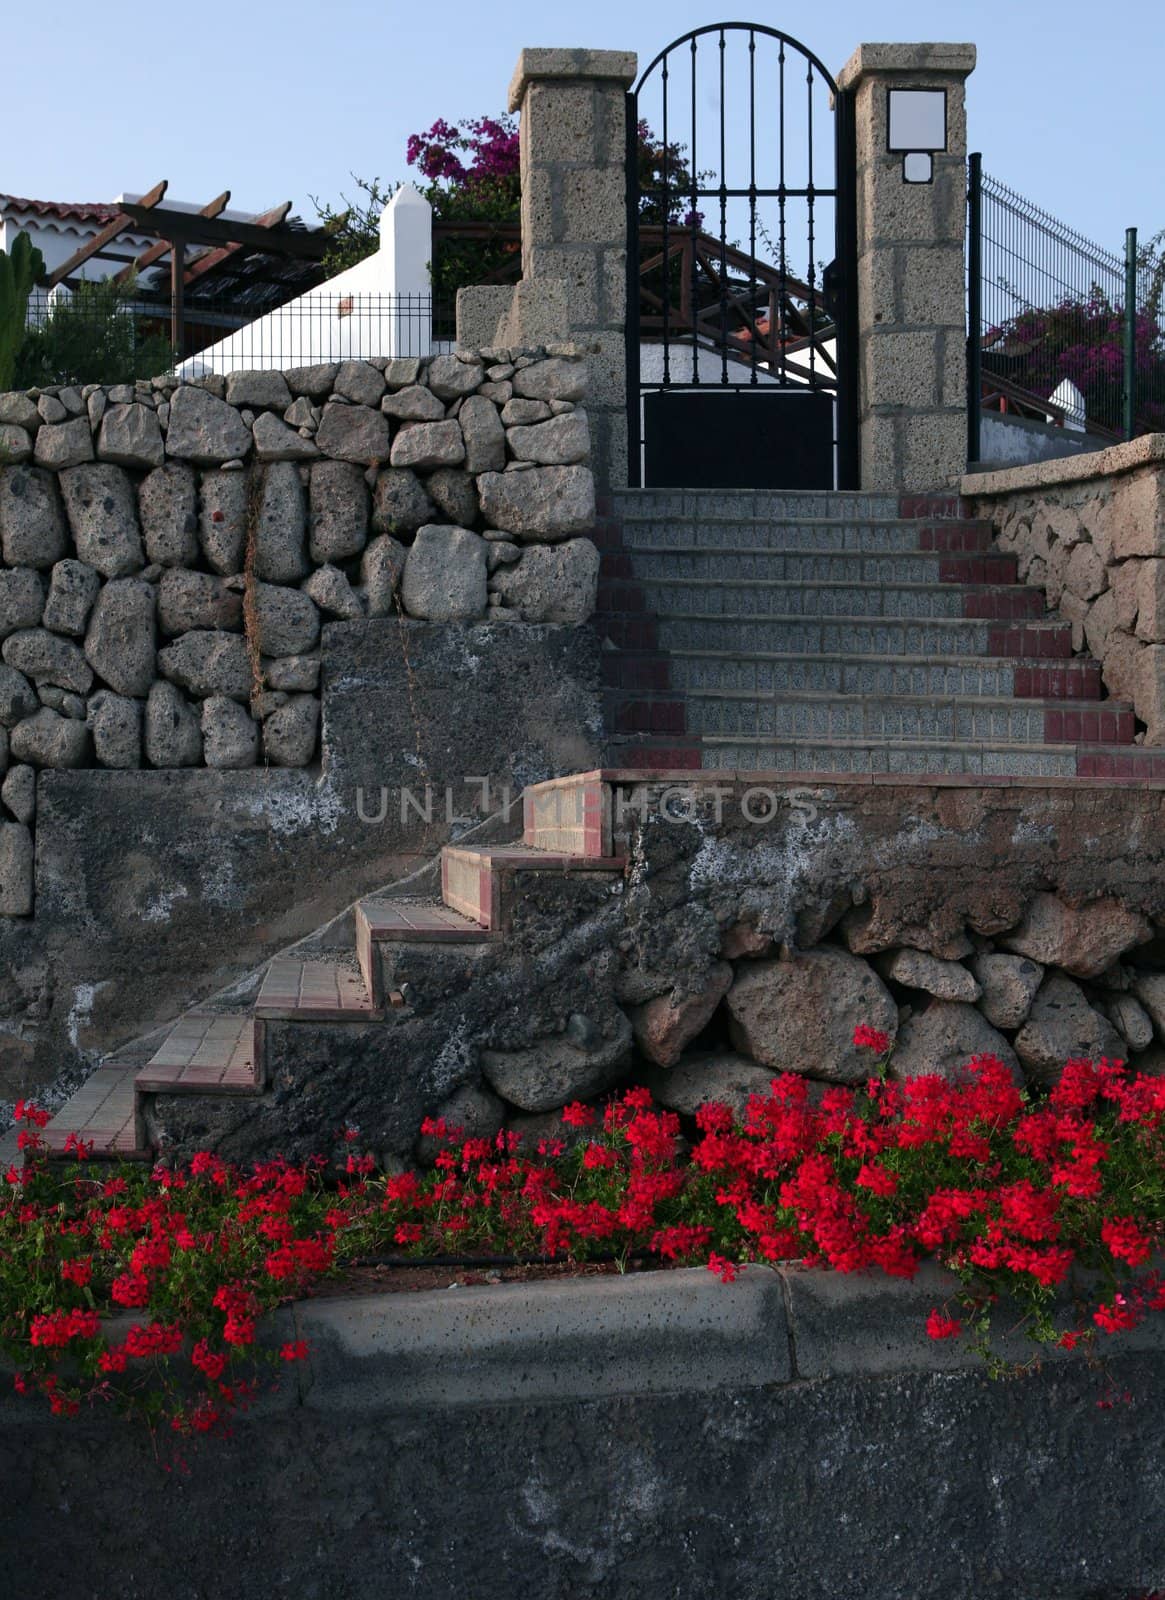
{"left": 3, "top": 1266, "right": 1163, "bottom": 1599}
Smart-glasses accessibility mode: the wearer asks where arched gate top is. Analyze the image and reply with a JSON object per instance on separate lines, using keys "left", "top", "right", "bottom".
{"left": 633, "top": 21, "right": 839, "bottom": 99}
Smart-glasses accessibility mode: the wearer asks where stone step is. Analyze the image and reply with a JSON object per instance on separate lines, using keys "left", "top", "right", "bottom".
{"left": 651, "top": 614, "right": 1072, "bottom": 658}
{"left": 255, "top": 957, "right": 377, "bottom": 1022}
{"left": 522, "top": 772, "right": 613, "bottom": 857}
{"left": 678, "top": 691, "right": 1135, "bottom": 745}
{"left": 355, "top": 898, "right": 499, "bottom": 1003}
{"left": 616, "top": 520, "right": 995, "bottom": 554}
{"left": 607, "top": 649, "right": 1103, "bottom": 701}
{"left": 610, "top": 489, "right": 914, "bottom": 520}
{"left": 40, "top": 1061, "right": 148, "bottom": 1160}
{"left": 135, "top": 1013, "right": 260, "bottom": 1095}
{"left": 622, "top": 547, "right": 1016, "bottom": 586}
{"left": 614, "top": 734, "right": 1082, "bottom": 778}
{"left": 442, "top": 845, "right": 625, "bottom": 931}
{"left": 629, "top": 578, "right": 1042, "bottom": 621}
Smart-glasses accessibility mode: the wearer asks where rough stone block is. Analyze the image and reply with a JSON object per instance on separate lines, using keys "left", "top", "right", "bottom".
{"left": 489, "top": 538, "right": 599, "bottom": 622}
{"left": 889, "top": 1001, "right": 1021, "bottom": 1084}
{"left": 371, "top": 468, "right": 435, "bottom": 536}
{"left": 0, "top": 664, "right": 38, "bottom": 727}
{"left": 198, "top": 470, "right": 249, "bottom": 575}
{"left": 401, "top": 526, "right": 488, "bottom": 622}
{"left": 285, "top": 363, "right": 338, "bottom": 399}
{"left": 86, "top": 689, "right": 142, "bottom": 769}
{"left": 97, "top": 403, "right": 164, "bottom": 469}
{"left": 254, "top": 583, "right": 320, "bottom": 657}
{"left": 9, "top": 707, "right": 91, "bottom": 768}
{"left": 84, "top": 579, "right": 157, "bottom": 697}
{"left": 458, "top": 396, "right": 506, "bottom": 474}
{"left": 58, "top": 462, "right": 144, "bottom": 578}
{"left": 333, "top": 362, "right": 386, "bottom": 408}
{"left": 389, "top": 420, "right": 465, "bottom": 472}
{"left": 255, "top": 461, "right": 308, "bottom": 582}
{"left": 309, "top": 460, "right": 369, "bottom": 564}
{"left": 303, "top": 564, "right": 364, "bottom": 621}
{"left": 138, "top": 462, "right": 199, "bottom": 568}
{"left": 158, "top": 631, "right": 251, "bottom": 701}
{"left": 3, "top": 627, "right": 92, "bottom": 694}
{"left": 263, "top": 694, "right": 319, "bottom": 766}
{"left": 426, "top": 354, "right": 482, "bottom": 402}
{"left": 512, "top": 358, "right": 588, "bottom": 404}
{"left": 0, "top": 465, "right": 68, "bottom": 569}
{"left": 144, "top": 679, "right": 202, "bottom": 766}
{"left": 32, "top": 417, "right": 93, "bottom": 470}
{"left": 225, "top": 371, "right": 292, "bottom": 410}
{"left": 0, "top": 425, "right": 32, "bottom": 464}
{"left": 252, "top": 412, "right": 320, "bottom": 462}
{"left": 315, "top": 403, "right": 392, "bottom": 464}
{"left": 157, "top": 569, "right": 241, "bottom": 636}
{"left": 507, "top": 410, "right": 590, "bottom": 466}
{"left": 726, "top": 948, "right": 898, "bottom": 1083}
{"left": 201, "top": 694, "right": 260, "bottom": 769}
{"left": 0, "top": 761, "right": 35, "bottom": 823}
{"left": 0, "top": 569, "right": 47, "bottom": 640}
{"left": 478, "top": 465, "right": 595, "bottom": 540}
{"left": 166, "top": 385, "right": 253, "bottom": 464}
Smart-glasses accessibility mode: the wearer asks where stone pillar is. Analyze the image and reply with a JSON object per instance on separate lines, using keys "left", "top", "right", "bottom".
{"left": 460, "top": 48, "right": 636, "bottom": 494}
{"left": 836, "top": 44, "right": 976, "bottom": 491}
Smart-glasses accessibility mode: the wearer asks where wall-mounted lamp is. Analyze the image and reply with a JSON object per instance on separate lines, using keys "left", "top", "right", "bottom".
{"left": 887, "top": 88, "right": 948, "bottom": 183}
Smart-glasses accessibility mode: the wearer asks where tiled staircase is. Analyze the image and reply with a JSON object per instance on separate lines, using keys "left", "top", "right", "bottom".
{"left": 28, "top": 485, "right": 1162, "bottom": 1161}
{"left": 37, "top": 775, "right": 624, "bottom": 1161}
{"left": 595, "top": 489, "right": 1153, "bottom": 778}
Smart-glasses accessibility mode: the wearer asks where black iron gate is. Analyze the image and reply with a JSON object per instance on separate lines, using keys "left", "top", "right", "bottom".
{"left": 626, "top": 23, "right": 858, "bottom": 490}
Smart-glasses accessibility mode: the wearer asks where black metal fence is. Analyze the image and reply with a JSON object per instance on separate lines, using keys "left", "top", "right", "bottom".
{"left": 19, "top": 289, "right": 443, "bottom": 388}
{"left": 967, "top": 157, "right": 1165, "bottom": 459}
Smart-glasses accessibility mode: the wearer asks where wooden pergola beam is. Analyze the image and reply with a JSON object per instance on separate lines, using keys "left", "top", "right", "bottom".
{"left": 181, "top": 202, "right": 294, "bottom": 286}
{"left": 45, "top": 179, "right": 168, "bottom": 288}
{"left": 112, "top": 190, "right": 231, "bottom": 286}
{"left": 118, "top": 201, "right": 325, "bottom": 259}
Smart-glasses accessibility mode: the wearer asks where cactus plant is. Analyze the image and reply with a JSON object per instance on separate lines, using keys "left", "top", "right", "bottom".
{"left": 0, "top": 231, "right": 45, "bottom": 391}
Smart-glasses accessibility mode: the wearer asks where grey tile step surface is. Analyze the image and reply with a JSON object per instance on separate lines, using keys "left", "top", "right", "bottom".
{"left": 616, "top": 520, "right": 991, "bottom": 553}
{"left": 661, "top": 652, "right": 1041, "bottom": 698}
{"left": 625, "top": 548, "right": 1013, "bottom": 584}
{"left": 690, "top": 736, "right": 1081, "bottom": 777}
{"left": 681, "top": 691, "right": 1121, "bottom": 742}
{"left": 611, "top": 490, "right": 907, "bottom": 520}
{"left": 636, "top": 579, "right": 1037, "bottom": 620}
{"left": 654, "top": 615, "right": 1064, "bottom": 656}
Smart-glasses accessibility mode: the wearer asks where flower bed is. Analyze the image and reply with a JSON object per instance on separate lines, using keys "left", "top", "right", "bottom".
{"left": 4, "top": 1034, "right": 1165, "bottom": 1436}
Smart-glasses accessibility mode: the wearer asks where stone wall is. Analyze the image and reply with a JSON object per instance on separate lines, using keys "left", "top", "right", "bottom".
{"left": 151, "top": 776, "right": 1165, "bottom": 1165}
{"left": 0, "top": 348, "right": 599, "bottom": 915}
{"left": 0, "top": 620, "right": 604, "bottom": 1120}
{"left": 965, "top": 436, "right": 1165, "bottom": 741}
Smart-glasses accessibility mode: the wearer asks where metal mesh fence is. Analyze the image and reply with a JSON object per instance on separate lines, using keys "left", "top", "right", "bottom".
{"left": 20, "top": 289, "right": 442, "bottom": 387}
{"left": 969, "top": 163, "right": 1165, "bottom": 446}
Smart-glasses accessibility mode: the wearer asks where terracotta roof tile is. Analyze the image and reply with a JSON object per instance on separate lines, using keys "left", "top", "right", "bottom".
{"left": 0, "top": 194, "right": 121, "bottom": 223}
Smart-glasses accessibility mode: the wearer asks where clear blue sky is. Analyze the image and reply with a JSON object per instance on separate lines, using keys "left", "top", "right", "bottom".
{"left": 7, "top": 0, "right": 1160, "bottom": 253}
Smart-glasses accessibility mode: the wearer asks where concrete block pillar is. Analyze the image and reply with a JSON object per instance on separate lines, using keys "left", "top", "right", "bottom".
{"left": 505, "top": 47, "right": 637, "bottom": 492}
{"left": 836, "top": 44, "right": 976, "bottom": 491}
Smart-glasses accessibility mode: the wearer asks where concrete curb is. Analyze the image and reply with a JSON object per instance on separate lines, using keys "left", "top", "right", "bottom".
{"left": 293, "top": 1266, "right": 791, "bottom": 1410}
{"left": 6, "top": 1263, "right": 1165, "bottom": 1423}
{"left": 287, "top": 1258, "right": 1165, "bottom": 1411}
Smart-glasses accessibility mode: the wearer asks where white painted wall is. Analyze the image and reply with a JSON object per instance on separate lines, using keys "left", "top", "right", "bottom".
{"left": 639, "top": 338, "right": 838, "bottom": 387}
{"left": 178, "top": 186, "right": 434, "bottom": 376}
